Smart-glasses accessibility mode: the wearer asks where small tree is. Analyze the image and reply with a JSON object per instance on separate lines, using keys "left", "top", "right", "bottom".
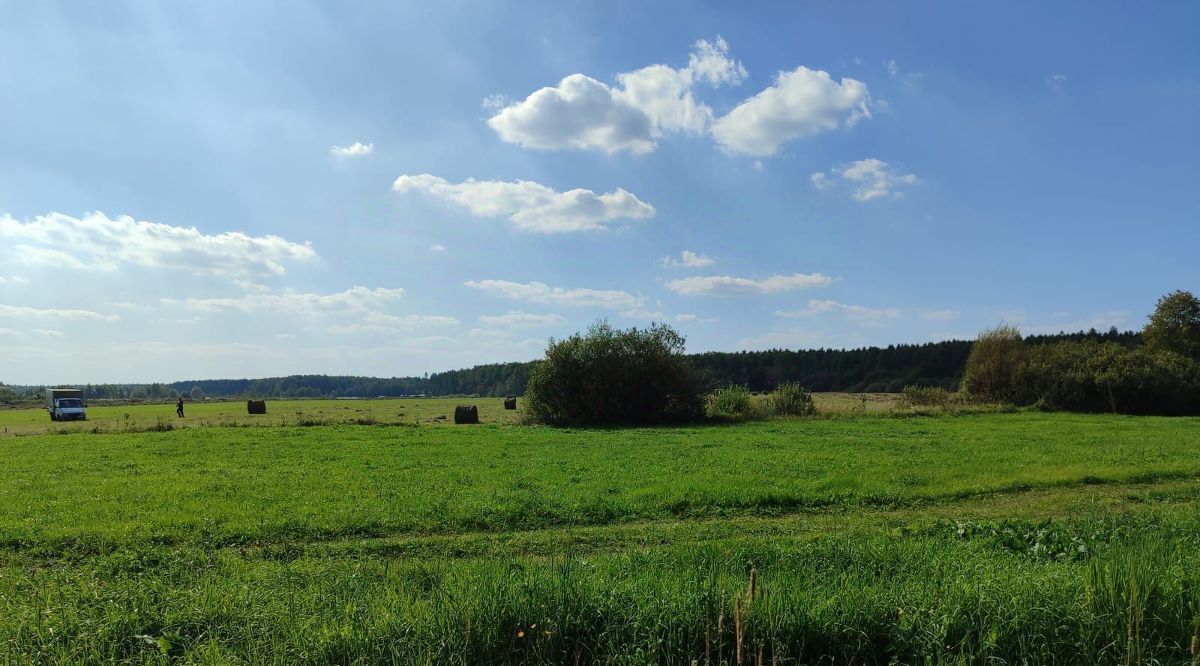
{"left": 1144, "top": 290, "right": 1200, "bottom": 360}
{"left": 962, "top": 324, "right": 1025, "bottom": 403}
{"left": 525, "top": 321, "right": 704, "bottom": 426}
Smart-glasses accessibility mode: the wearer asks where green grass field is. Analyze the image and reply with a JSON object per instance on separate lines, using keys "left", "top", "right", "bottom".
{"left": 2, "top": 407, "right": 1199, "bottom": 663}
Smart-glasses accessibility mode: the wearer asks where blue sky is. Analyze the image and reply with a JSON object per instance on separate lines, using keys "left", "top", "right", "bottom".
{"left": 1, "top": 1, "right": 1197, "bottom": 384}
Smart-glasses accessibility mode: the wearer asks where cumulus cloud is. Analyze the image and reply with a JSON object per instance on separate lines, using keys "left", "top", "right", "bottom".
{"left": 665, "top": 272, "right": 832, "bottom": 296}
{"left": 477, "top": 311, "right": 566, "bottom": 327}
{"left": 393, "top": 174, "right": 654, "bottom": 233}
{"left": 0, "top": 304, "right": 119, "bottom": 321}
{"left": 661, "top": 250, "right": 715, "bottom": 268}
{"left": 0, "top": 212, "right": 316, "bottom": 277}
{"left": 810, "top": 158, "right": 918, "bottom": 201}
{"left": 776, "top": 299, "right": 900, "bottom": 326}
{"left": 464, "top": 280, "right": 644, "bottom": 309}
{"left": 182, "top": 286, "right": 405, "bottom": 314}
{"left": 711, "top": 67, "right": 871, "bottom": 156}
{"left": 330, "top": 141, "right": 374, "bottom": 157}
{"left": 487, "top": 37, "right": 746, "bottom": 154}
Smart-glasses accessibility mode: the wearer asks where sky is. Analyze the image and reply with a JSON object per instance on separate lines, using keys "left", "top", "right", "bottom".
{"left": 1, "top": 1, "right": 1198, "bottom": 384}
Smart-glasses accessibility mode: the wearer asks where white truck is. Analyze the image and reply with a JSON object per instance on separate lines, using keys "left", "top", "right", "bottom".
{"left": 46, "top": 388, "right": 87, "bottom": 421}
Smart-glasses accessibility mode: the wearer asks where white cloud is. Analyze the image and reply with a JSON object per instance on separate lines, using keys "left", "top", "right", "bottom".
{"left": 0, "top": 276, "right": 25, "bottom": 284}
{"left": 921, "top": 309, "right": 960, "bottom": 321}
{"left": 884, "top": 60, "right": 900, "bottom": 78}
{"left": 0, "top": 212, "right": 316, "bottom": 277}
{"left": 711, "top": 66, "right": 871, "bottom": 156}
{"left": 330, "top": 142, "right": 373, "bottom": 157}
{"left": 477, "top": 311, "right": 566, "bottom": 327}
{"left": 661, "top": 250, "right": 715, "bottom": 268}
{"left": 777, "top": 299, "right": 900, "bottom": 326}
{"left": 481, "top": 94, "right": 511, "bottom": 112}
{"left": 393, "top": 174, "right": 654, "bottom": 233}
{"left": 810, "top": 158, "right": 918, "bottom": 201}
{"left": 0, "top": 304, "right": 119, "bottom": 322}
{"left": 327, "top": 312, "right": 459, "bottom": 335}
{"left": 487, "top": 37, "right": 745, "bottom": 154}
{"left": 0, "top": 327, "right": 18, "bottom": 336}
{"left": 30, "top": 328, "right": 64, "bottom": 337}
{"left": 429, "top": 244, "right": 446, "bottom": 252}
{"left": 618, "top": 308, "right": 702, "bottom": 323}
{"left": 665, "top": 272, "right": 832, "bottom": 296}
{"left": 182, "top": 285, "right": 405, "bottom": 314}
{"left": 464, "top": 280, "right": 644, "bottom": 309}
{"left": 1045, "top": 74, "right": 1067, "bottom": 93}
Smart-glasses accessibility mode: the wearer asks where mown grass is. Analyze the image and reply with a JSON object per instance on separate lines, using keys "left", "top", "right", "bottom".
{"left": 1, "top": 411, "right": 1199, "bottom": 663}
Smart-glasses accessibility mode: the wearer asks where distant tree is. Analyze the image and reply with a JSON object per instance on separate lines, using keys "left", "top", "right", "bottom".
{"left": 190, "top": 386, "right": 205, "bottom": 400}
{"left": 1144, "top": 290, "right": 1200, "bottom": 360}
{"left": 962, "top": 324, "right": 1025, "bottom": 403}
{"left": 525, "top": 321, "right": 705, "bottom": 426}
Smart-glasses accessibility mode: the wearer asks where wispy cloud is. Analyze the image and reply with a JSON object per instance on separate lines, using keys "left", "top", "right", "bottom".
{"left": 394, "top": 174, "right": 654, "bottom": 233}
{"left": 465, "top": 280, "right": 644, "bottom": 309}
{"left": 0, "top": 304, "right": 119, "bottom": 322}
{"left": 776, "top": 299, "right": 900, "bottom": 326}
{"left": 477, "top": 311, "right": 566, "bottom": 327}
{"left": 0, "top": 212, "right": 316, "bottom": 277}
{"left": 666, "top": 272, "right": 832, "bottom": 296}
{"left": 811, "top": 158, "right": 918, "bottom": 201}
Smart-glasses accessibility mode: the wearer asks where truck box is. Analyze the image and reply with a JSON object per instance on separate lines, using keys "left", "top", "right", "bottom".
{"left": 46, "top": 388, "right": 86, "bottom": 422}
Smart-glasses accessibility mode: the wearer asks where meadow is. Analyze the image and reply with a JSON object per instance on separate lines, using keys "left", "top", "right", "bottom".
{"left": 1, "top": 402, "right": 1199, "bottom": 663}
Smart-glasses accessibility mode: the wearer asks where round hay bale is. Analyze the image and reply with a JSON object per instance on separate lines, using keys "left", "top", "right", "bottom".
{"left": 454, "top": 404, "right": 479, "bottom": 424}
{"left": 504, "top": 396, "right": 517, "bottom": 410}
{"left": 247, "top": 399, "right": 267, "bottom": 415}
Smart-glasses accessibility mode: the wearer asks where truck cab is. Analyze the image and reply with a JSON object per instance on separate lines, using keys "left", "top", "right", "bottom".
{"left": 46, "top": 388, "right": 87, "bottom": 421}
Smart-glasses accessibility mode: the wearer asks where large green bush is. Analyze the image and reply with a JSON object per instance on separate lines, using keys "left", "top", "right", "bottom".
{"left": 704, "top": 384, "right": 763, "bottom": 422}
{"left": 524, "top": 322, "right": 705, "bottom": 426}
{"left": 1019, "top": 341, "right": 1200, "bottom": 415}
{"left": 770, "top": 381, "right": 817, "bottom": 416}
{"left": 961, "top": 324, "right": 1025, "bottom": 403}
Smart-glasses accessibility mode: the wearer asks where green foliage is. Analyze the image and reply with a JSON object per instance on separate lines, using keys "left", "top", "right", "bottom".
{"left": 1143, "top": 289, "right": 1200, "bottom": 360}
{"left": 704, "top": 384, "right": 764, "bottom": 421}
{"left": 1015, "top": 341, "right": 1200, "bottom": 415}
{"left": 769, "top": 381, "right": 816, "bottom": 416}
{"left": 524, "top": 321, "right": 704, "bottom": 426}
{"left": 899, "top": 385, "right": 956, "bottom": 409}
{"left": 946, "top": 519, "right": 1091, "bottom": 561}
{"left": 962, "top": 324, "right": 1025, "bottom": 403}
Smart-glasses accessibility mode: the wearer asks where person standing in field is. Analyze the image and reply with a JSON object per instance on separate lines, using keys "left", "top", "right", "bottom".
{"left": 176, "top": 397, "right": 184, "bottom": 418}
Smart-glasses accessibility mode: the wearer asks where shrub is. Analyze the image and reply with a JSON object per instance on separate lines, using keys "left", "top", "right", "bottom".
{"left": 899, "top": 385, "right": 955, "bottom": 409}
{"left": 524, "top": 321, "right": 705, "bottom": 426}
{"left": 962, "top": 324, "right": 1025, "bottom": 403}
{"left": 770, "top": 382, "right": 817, "bottom": 416}
{"left": 1018, "top": 341, "right": 1200, "bottom": 415}
{"left": 705, "top": 385, "right": 764, "bottom": 422}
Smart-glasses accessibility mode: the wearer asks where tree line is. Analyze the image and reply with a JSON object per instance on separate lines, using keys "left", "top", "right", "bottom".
{"left": 0, "top": 327, "right": 1143, "bottom": 403}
